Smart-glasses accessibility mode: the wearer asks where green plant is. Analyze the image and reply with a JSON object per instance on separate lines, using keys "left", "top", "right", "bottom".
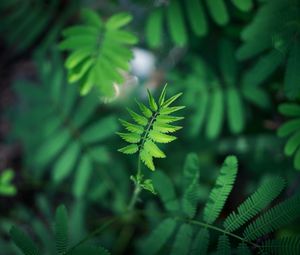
{"left": 178, "top": 40, "right": 269, "bottom": 139}
{"left": 117, "top": 85, "right": 184, "bottom": 199}
{"left": 10, "top": 51, "right": 118, "bottom": 198}
{"left": 60, "top": 8, "right": 138, "bottom": 98}
{"left": 10, "top": 205, "right": 110, "bottom": 255}
{"left": 278, "top": 103, "right": 300, "bottom": 170}
{"left": 145, "top": 0, "right": 253, "bottom": 48}
{"left": 140, "top": 154, "right": 300, "bottom": 255}
{"left": 0, "top": 169, "right": 17, "bottom": 196}
{"left": 237, "top": 0, "right": 300, "bottom": 98}
{"left": 0, "top": 0, "right": 77, "bottom": 53}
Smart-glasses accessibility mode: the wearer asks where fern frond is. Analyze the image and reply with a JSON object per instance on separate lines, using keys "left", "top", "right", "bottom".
{"left": 216, "top": 234, "right": 231, "bottom": 255}
{"left": 118, "top": 85, "right": 184, "bottom": 170}
{"left": 223, "top": 176, "right": 285, "bottom": 232}
{"left": 190, "top": 228, "right": 209, "bottom": 255}
{"left": 236, "top": 243, "right": 251, "bottom": 255}
{"left": 203, "top": 156, "right": 238, "bottom": 224}
{"left": 10, "top": 226, "right": 41, "bottom": 255}
{"left": 171, "top": 223, "right": 193, "bottom": 255}
{"left": 243, "top": 195, "right": 300, "bottom": 241}
{"left": 181, "top": 154, "right": 200, "bottom": 218}
{"left": 143, "top": 218, "right": 177, "bottom": 255}
{"left": 262, "top": 236, "right": 300, "bottom": 255}
{"left": 60, "top": 8, "right": 138, "bottom": 97}
{"left": 55, "top": 205, "right": 68, "bottom": 254}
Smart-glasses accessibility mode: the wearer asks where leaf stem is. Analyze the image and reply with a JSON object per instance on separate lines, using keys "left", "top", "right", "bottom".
{"left": 176, "top": 217, "right": 261, "bottom": 249}
{"left": 128, "top": 157, "right": 142, "bottom": 211}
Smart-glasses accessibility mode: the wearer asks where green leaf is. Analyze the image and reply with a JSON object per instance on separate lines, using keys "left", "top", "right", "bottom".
{"left": 278, "top": 119, "right": 300, "bottom": 137}
{"left": 148, "top": 130, "right": 176, "bottom": 143}
{"left": 143, "top": 140, "right": 166, "bottom": 158}
{"left": 158, "top": 84, "right": 167, "bottom": 106}
{"left": 224, "top": 176, "right": 285, "bottom": 232}
{"left": 105, "top": 12, "right": 132, "bottom": 30}
{"left": 55, "top": 205, "right": 68, "bottom": 254}
{"left": 136, "top": 101, "right": 153, "bottom": 118}
{"left": 236, "top": 243, "right": 251, "bottom": 255}
{"left": 127, "top": 108, "right": 148, "bottom": 126}
{"left": 205, "top": 0, "right": 229, "bottom": 26}
{"left": 119, "top": 119, "right": 144, "bottom": 134}
{"left": 117, "top": 132, "right": 141, "bottom": 144}
{"left": 73, "top": 155, "right": 93, "bottom": 198}
{"left": 166, "top": 0, "right": 187, "bottom": 46}
{"left": 10, "top": 226, "right": 40, "bottom": 255}
{"left": 171, "top": 223, "right": 193, "bottom": 255}
{"left": 243, "top": 195, "right": 300, "bottom": 241}
{"left": 262, "top": 237, "right": 300, "bottom": 255}
{"left": 118, "top": 144, "right": 139, "bottom": 154}
{"left": 216, "top": 235, "right": 231, "bottom": 255}
{"left": 191, "top": 228, "right": 209, "bottom": 255}
{"left": 279, "top": 104, "right": 300, "bottom": 117}
{"left": 284, "top": 130, "right": 300, "bottom": 156}
{"left": 203, "top": 156, "right": 238, "bottom": 224}
{"left": 81, "top": 116, "right": 118, "bottom": 144}
{"left": 143, "top": 218, "right": 177, "bottom": 255}
{"left": 140, "top": 149, "right": 155, "bottom": 171}
{"left": 227, "top": 87, "right": 245, "bottom": 134}
{"left": 206, "top": 87, "right": 224, "bottom": 139}
{"left": 147, "top": 89, "right": 158, "bottom": 111}
{"left": 52, "top": 142, "right": 80, "bottom": 183}
{"left": 153, "top": 171, "right": 180, "bottom": 213}
{"left": 231, "top": 0, "right": 253, "bottom": 12}
{"left": 146, "top": 8, "right": 163, "bottom": 48}
{"left": 162, "top": 92, "right": 183, "bottom": 108}
{"left": 185, "top": 0, "right": 207, "bottom": 36}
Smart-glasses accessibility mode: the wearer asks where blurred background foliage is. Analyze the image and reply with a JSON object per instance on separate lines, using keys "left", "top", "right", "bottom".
{"left": 1, "top": 0, "right": 300, "bottom": 254}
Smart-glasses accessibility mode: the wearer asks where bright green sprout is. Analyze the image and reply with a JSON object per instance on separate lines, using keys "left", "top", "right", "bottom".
{"left": 117, "top": 85, "right": 185, "bottom": 171}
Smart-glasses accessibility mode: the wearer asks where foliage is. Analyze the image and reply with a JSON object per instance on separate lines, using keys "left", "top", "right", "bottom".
{"left": 145, "top": 0, "right": 254, "bottom": 47}
{"left": 0, "top": 0, "right": 78, "bottom": 53}
{"left": 278, "top": 103, "right": 300, "bottom": 170}
{"left": 60, "top": 8, "right": 138, "bottom": 98}
{"left": 10, "top": 51, "right": 118, "bottom": 198}
{"left": 118, "top": 85, "right": 184, "bottom": 171}
{"left": 2, "top": 0, "right": 300, "bottom": 255}
{"left": 237, "top": 0, "right": 300, "bottom": 98}
{"left": 10, "top": 205, "right": 110, "bottom": 255}
{"left": 178, "top": 40, "right": 269, "bottom": 139}
{"left": 141, "top": 154, "right": 300, "bottom": 255}
{"left": 0, "top": 169, "right": 17, "bottom": 196}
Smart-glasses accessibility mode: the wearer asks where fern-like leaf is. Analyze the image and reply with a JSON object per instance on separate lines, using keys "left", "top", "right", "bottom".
{"left": 118, "top": 85, "right": 184, "bottom": 170}
{"left": 153, "top": 171, "right": 180, "bottom": 213}
{"left": 203, "top": 156, "right": 238, "bottom": 224}
{"left": 262, "top": 236, "right": 300, "bottom": 255}
{"left": 10, "top": 226, "right": 41, "bottom": 255}
{"left": 243, "top": 195, "right": 300, "bottom": 241}
{"left": 190, "top": 228, "right": 209, "bottom": 255}
{"left": 55, "top": 205, "right": 68, "bottom": 254}
{"left": 223, "top": 176, "right": 285, "bottom": 232}
{"left": 216, "top": 234, "right": 231, "bottom": 255}
{"left": 60, "top": 8, "right": 138, "bottom": 97}
{"left": 143, "top": 218, "right": 177, "bottom": 255}
{"left": 171, "top": 223, "right": 193, "bottom": 255}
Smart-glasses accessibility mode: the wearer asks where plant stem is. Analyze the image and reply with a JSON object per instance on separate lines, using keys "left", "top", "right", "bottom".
{"left": 127, "top": 157, "right": 142, "bottom": 211}
{"left": 176, "top": 217, "right": 261, "bottom": 249}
